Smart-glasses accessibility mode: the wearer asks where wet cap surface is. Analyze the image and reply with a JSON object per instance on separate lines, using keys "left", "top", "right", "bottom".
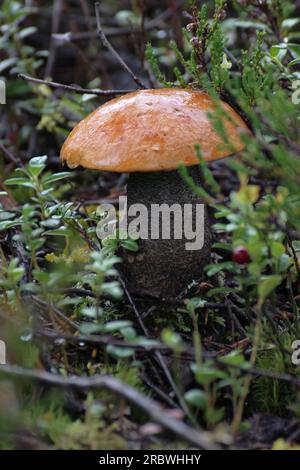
{"left": 61, "top": 88, "right": 249, "bottom": 173}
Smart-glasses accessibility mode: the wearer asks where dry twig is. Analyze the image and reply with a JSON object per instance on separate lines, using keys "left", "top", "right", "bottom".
{"left": 44, "top": 0, "right": 64, "bottom": 78}
{"left": 0, "top": 364, "right": 220, "bottom": 450}
{"left": 18, "top": 73, "right": 134, "bottom": 96}
{"left": 119, "top": 277, "right": 195, "bottom": 423}
{"left": 0, "top": 142, "right": 24, "bottom": 168}
{"left": 94, "top": 2, "right": 147, "bottom": 89}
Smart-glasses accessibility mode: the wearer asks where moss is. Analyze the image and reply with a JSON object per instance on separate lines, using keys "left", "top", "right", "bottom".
{"left": 251, "top": 333, "right": 300, "bottom": 416}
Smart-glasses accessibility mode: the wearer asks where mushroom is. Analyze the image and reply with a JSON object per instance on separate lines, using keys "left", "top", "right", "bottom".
{"left": 60, "top": 88, "right": 248, "bottom": 299}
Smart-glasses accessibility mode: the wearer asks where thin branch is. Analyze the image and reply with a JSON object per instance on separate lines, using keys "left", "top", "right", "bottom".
{"left": 223, "top": 360, "right": 300, "bottom": 388}
{"left": 0, "top": 142, "right": 24, "bottom": 167}
{"left": 79, "top": 0, "right": 93, "bottom": 32}
{"left": 224, "top": 47, "right": 240, "bottom": 68}
{"left": 35, "top": 328, "right": 171, "bottom": 352}
{"left": 94, "top": 2, "right": 147, "bottom": 89}
{"left": 231, "top": 308, "right": 262, "bottom": 434}
{"left": 44, "top": 0, "right": 63, "bottom": 78}
{"left": 18, "top": 73, "right": 134, "bottom": 96}
{"left": 287, "top": 235, "right": 300, "bottom": 279}
{"left": 32, "top": 296, "right": 78, "bottom": 331}
{"left": 141, "top": 373, "right": 178, "bottom": 408}
{"left": 0, "top": 364, "right": 219, "bottom": 449}
{"left": 119, "top": 277, "right": 195, "bottom": 423}
{"left": 52, "top": 2, "right": 184, "bottom": 42}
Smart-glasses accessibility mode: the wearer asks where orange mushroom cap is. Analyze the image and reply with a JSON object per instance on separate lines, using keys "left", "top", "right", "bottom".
{"left": 60, "top": 88, "right": 249, "bottom": 173}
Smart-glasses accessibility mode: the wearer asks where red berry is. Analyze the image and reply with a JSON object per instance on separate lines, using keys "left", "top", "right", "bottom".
{"left": 232, "top": 246, "right": 250, "bottom": 265}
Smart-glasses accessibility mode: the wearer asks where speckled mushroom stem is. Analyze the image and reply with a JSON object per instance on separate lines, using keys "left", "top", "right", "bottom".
{"left": 120, "top": 167, "right": 211, "bottom": 300}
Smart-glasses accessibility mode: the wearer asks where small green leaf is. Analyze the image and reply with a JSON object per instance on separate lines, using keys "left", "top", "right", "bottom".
{"left": 257, "top": 275, "right": 282, "bottom": 309}
{"left": 16, "top": 26, "right": 37, "bottom": 39}
{"left": 106, "top": 344, "right": 134, "bottom": 359}
{"left": 270, "top": 241, "right": 285, "bottom": 257}
{"left": 121, "top": 238, "right": 139, "bottom": 252}
{"left": 27, "top": 155, "right": 47, "bottom": 177}
{"left": 0, "top": 58, "right": 17, "bottom": 73}
{"left": 79, "top": 323, "right": 104, "bottom": 334}
{"left": 270, "top": 44, "right": 287, "bottom": 58}
{"left": 45, "top": 228, "right": 74, "bottom": 237}
{"left": 185, "top": 389, "right": 208, "bottom": 409}
{"left": 0, "top": 220, "right": 20, "bottom": 231}
{"left": 288, "top": 58, "right": 300, "bottom": 67}
{"left": 42, "top": 172, "right": 72, "bottom": 184}
{"left": 103, "top": 320, "right": 132, "bottom": 333}
{"left": 221, "top": 351, "right": 247, "bottom": 367}
{"left": 5, "top": 177, "right": 34, "bottom": 188}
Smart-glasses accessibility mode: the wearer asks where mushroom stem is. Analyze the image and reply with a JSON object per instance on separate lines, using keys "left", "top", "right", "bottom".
{"left": 121, "top": 167, "right": 212, "bottom": 300}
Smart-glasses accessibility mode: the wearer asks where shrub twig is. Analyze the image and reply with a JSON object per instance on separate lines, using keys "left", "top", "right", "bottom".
{"left": 119, "top": 277, "right": 196, "bottom": 424}
{"left": 94, "top": 2, "right": 147, "bottom": 89}
{"left": 0, "top": 142, "right": 24, "bottom": 168}
{"left": 18, "top": 73, "right": 134, "bottom": 96}
{"left": 0, "top": 364, "right": 220, "bottom": 450}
